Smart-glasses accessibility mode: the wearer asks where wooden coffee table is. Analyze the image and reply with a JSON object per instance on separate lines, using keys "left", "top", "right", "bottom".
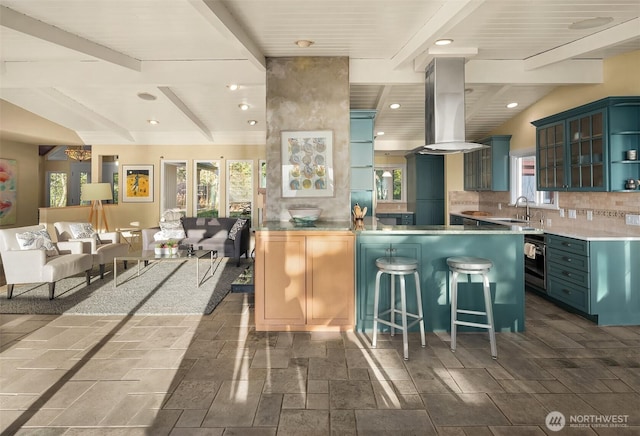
{"left": 113, "top": 249, "right": 218, "bottom": 288}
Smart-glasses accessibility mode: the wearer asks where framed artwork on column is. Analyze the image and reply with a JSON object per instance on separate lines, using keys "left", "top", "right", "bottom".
{"left": 281, "top": 130, "right": 334, "bottom": 198}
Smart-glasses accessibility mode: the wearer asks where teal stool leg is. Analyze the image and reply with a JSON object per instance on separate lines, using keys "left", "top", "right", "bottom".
{"left": 372, "top": 270, "right": 383, "bottom": 348}
{"left": 450, "top": 270, "right": 459, "bottom": 353}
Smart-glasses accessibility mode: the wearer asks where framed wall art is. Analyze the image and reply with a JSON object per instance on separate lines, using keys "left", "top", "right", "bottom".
{"left": 281, "top": 130, "right": 334, "bottom": 198}
{"left": 0, "top": 158, "right": 17, "bottom": 225}
{"left": 122, "top": 165, "right": 154, "bottom": 202}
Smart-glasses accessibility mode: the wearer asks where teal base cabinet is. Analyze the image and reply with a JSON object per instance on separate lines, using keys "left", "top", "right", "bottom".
{"left": 356, "top": 233, "right": 525, "bottom": 332}
{"left": 376, "top": 212, "right": 415, "bottom": 225}
{"left": 547, "top": 235, "right": 640, "bottom": 325}
{"left": 449, "top": 214, "right": 464, "bottom": 225}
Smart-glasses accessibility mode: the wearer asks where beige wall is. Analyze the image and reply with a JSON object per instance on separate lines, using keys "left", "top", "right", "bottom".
{"left": 0, "top": 141, "right": 265, "bottom": 231}
{"left": 88, "top": 143, "right": 266, "bottom": 230}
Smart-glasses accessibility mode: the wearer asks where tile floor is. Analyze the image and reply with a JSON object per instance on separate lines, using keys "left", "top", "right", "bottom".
{"left": 1, "top": 291, "right": 639, "bottom": 435}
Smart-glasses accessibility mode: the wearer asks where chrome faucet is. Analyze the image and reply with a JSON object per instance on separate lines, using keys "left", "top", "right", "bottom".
{"left": 515, "top": 196, "right": 530, "bottom": 221}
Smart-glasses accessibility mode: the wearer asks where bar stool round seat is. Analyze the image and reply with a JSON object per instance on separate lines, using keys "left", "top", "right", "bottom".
{"left": 447, "top": 256, "right": 497, "bottom": 359}
{"left": 372, "top": 256, "right": 426, "bottom": 360}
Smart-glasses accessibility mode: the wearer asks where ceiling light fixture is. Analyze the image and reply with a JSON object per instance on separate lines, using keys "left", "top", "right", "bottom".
{"left": 64, "top": 145, "right": 92, "bottom": 161}
{"left": 435, "top": 39, "right": 453, "bottom": 46}
{"left": 147, "top": 119, "right": 159, "bottom": 125}
{"left": 389, "top": 103, "right": 401, "bottom": 109}
{"left": 295, "top": 39, "right": 314, "bottom": 48}
{"left": 376, "top": 131, "right": 385, "bottom": 136}
{"left": 569, "top": 17, "right": 613, "bottom": 30}
{"left": 227, "top": 84, "right": 239, "bottom": 91}
{"left": 137, "top": 92, "right": 157, "bottom": 101}
{"left": 506, "top": 102, "right": 518, "bottom": 109}
{"left": 248, "top": 120, "right": 257, "bottom": 126}
{"left": 239, "top": 103, "right": 249, "bottom": 110}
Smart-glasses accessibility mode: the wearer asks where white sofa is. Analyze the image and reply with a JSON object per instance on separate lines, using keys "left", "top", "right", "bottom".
{"left": 0, "top": 225, "right": 93, "bottom": 299}
{"left": 53, "top": 222, "right": 129, "bottom": 279}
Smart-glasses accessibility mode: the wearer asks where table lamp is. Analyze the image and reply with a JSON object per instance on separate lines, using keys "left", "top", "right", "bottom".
{"left": 81, "top": 183, "right": 113, "bottom": 232}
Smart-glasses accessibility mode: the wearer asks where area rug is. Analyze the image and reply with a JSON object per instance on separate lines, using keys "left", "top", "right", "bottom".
{"left": 0, "top": 257, "right": 248, "bottom": 315}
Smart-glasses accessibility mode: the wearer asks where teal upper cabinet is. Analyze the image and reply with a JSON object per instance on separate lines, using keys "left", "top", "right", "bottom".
{"left": 463, "top": 135, "right": 511, "bottom": 191}
{"left": 609, "top": 101, "right": 640, "bottom": 191}
{"left": 350, "top": 110, "right": 377, "bottom": 213}
{"left": 533, "top": 96, "right": 640, "bottom": 192}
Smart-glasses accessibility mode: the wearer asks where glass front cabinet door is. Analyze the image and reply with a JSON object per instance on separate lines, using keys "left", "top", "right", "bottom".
{"left": 567, "top": 110, "right": 605, "bottom": 191}
{"left": 533, "top": 97, "right": 640, "bottom": 192}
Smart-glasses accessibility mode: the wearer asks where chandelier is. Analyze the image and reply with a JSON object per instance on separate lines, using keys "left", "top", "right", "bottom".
{"left": 65, "top": 146, "right": 92, "bottom": 161}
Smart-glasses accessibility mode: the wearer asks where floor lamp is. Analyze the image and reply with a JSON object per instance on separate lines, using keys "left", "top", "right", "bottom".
{"left": 81, "top": 183, "right": 113, "bottom": 232}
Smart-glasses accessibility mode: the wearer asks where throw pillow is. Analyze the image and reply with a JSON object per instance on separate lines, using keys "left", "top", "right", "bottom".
{"left": 228, "top": 219, "right": 247, "bottom": 241}
{"left": 69, "top": 222, "right": 102, "bottom": 244}
{"left": 15, "top": 229, "right": 59, "bottom": 257}
{"left": 157, "top": 220, "right": 186, "bottom": 240}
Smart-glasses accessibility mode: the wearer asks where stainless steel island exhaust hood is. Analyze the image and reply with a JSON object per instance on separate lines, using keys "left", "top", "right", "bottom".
{"left": 413, "top": 57, "right": 487, "bottom": 154}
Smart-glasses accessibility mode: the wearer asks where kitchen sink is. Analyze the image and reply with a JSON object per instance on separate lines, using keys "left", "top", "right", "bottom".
{"left": 490, "top": 217, "right": 529, "bottom": 223}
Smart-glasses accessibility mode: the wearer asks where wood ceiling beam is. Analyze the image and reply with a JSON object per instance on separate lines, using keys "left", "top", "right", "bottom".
{"left": 33, "top": 88, "right": 135, "bottom": 142}
{"left": 189, "top": 0, "right": 266, "bottom": 72}
{"left": 465, "top": 59, "right": 603, "bottom": 84}
{"left": 0, "top": 5, "right": 141, "bottom": 72}
{"left": 465, "top": 85, "right": 511, "bottom": 121}
{"left": 524, "top": 18, "right": 640, "bottom": 71}
{"left": 374, "top": 86, "right": 393, "bottom": 113}
{"left": 389, "top": 0, "right": 486, "bottom": 71}
{"left": 0, "top": 60, "right": 263, "bottom": 87}
{"left": 158, "top": 86, "right": 214, "bottom": 142}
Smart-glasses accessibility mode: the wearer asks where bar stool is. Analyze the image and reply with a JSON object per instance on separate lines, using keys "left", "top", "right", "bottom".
{"left": 447, "top": 256, "right": 497, "bottom": 359}
{"left": 372, "top": 256, "right": 426, "bottom": 360}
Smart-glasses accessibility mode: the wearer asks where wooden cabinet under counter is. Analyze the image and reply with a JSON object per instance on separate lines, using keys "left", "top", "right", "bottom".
{"left": 254, "top": 229, "right": 355, "bottom": 331}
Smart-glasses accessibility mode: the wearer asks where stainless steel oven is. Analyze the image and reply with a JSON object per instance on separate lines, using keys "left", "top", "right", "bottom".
{"left": 524, "top": 234, "right": 546, "bottom": 292}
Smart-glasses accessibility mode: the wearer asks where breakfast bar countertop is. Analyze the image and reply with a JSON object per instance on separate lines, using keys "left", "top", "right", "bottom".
{"left": 253, "top": 220, "right": 542, "bottom": 234}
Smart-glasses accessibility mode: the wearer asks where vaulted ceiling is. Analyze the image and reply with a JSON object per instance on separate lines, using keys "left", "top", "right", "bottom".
{"left": 1, "top": 0, "right": 639, "bottom": 151}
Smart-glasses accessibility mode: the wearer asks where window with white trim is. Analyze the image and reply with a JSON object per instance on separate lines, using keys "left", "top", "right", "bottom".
{"left": 374, "top": 164, "right": 406, "bottom": 202}
{"left": 510, "top": 150, "right": 558, "bottom": 209}
{"left": 227, "top": 160, "right": 253, "bottom": 219}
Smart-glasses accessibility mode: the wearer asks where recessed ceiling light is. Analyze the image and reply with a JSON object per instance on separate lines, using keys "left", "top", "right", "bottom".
{"left": 248, "top": 120, "right": 258, "bottom": 126}
{"left": 295, "top": 39, "right": 314, "bottom": 48}
{"left": 137, "top": 92, "right": 157, "bottom": 101}
{"left": 389, "top": 103, "right": 401, "bottom": 109}
{"left": 238, "top": 103, "right": 249, "bottom": 111}
{"left": 506, "top": 102, "right": 518, "bottom": 109}
{"left": 435, "top": 39, "right": 453, "bottom": 46}
{"left": 569, "top": 17, "right": 613, "bottom": 30}
{"left": 147, "top": 119, "right": 159, "bottom": 125}
{"left": 227, "top": 84, "right": 239, "bottom": 91}
{"left": 376, "top": 131, "right": 385, "bottom": 136}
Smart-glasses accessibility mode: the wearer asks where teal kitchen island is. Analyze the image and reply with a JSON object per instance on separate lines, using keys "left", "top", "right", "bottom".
{"left": 356, "top": 223, "right": 541, "bottom": 333}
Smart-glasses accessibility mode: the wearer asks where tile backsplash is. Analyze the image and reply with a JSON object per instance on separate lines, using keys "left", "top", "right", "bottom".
{"left": 449, "top": 190, "right": 640, "bottom": 234}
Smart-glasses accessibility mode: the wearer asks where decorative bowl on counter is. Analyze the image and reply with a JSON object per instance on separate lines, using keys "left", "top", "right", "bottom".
{"left": 288, "top": 207, "right": 322, "bottom": 224}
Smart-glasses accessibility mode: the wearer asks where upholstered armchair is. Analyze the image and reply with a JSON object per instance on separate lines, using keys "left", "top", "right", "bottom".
{"left": 0, "top": 225, "right": 93, "bottom": 299}
{"left": 54, "top": 222, "right": 129, "bottom": 279}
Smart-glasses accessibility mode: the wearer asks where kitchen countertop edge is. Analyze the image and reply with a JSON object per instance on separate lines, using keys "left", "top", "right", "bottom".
{"left": 450, "top": 212, "right": 640, "bottom": 241}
